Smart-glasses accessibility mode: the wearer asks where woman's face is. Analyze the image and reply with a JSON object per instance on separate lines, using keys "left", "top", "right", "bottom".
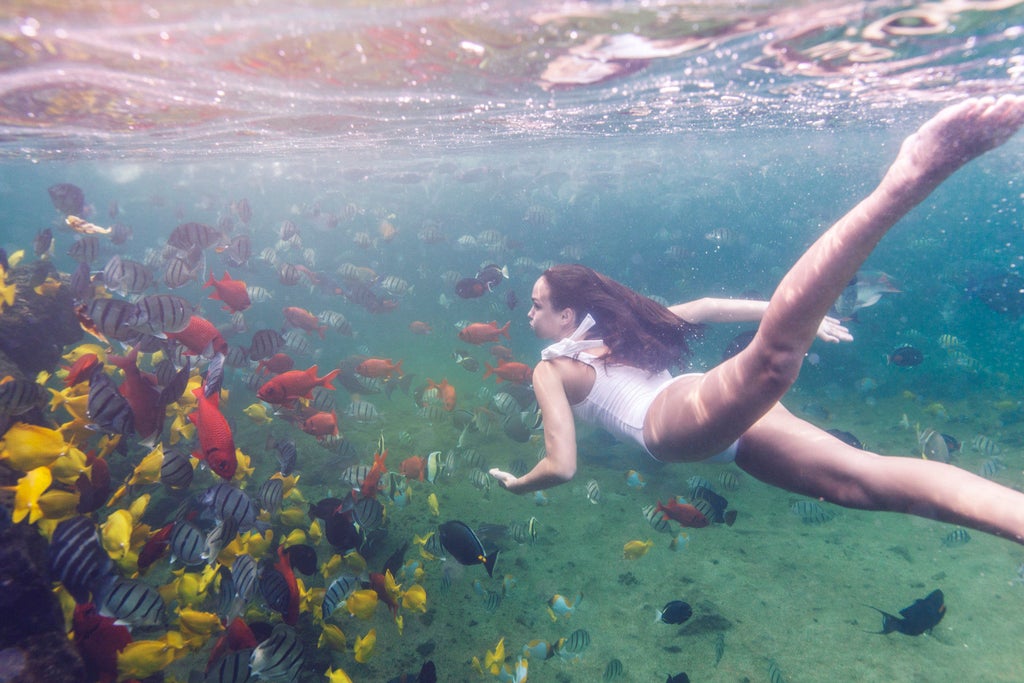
{"left": 528, "top": 276, "right": 574, "bottom": 340}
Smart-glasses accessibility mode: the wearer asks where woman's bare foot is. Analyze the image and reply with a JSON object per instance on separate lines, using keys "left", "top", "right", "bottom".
{"left": 884, "top": 95, "right": 1024, "bottom": 204}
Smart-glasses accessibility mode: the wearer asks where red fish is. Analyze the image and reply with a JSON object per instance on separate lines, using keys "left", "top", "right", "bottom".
{"left": 302, "top": 410, "right": 339, "bottom": 439}
{"left": 207, "top": 618, "right": 258, "bottom": 673}
{"left": 483, "top": 360, "right": 532, "bottom": 384}
{"left": 64, "top": 352, "right": 100, "bottom": 386}
{"left": 273, "top": 545, "right": 300, "bottom": 626}
{"left": 167, "top": 315, "right": 228, "bottom": 357}
{"left": 257, "top": 352, "right": 294, "bottom": 375}
{"left": 356, "top": 357, "right": 403, "bottom": 379}
{"left": 656, "top": 500, "right": 709, "bottom": 528}
{"left": 188, "top": 386, "right": 237, "bottom": 480}
{"left": 256, "top": 365, "right": 339, "bottom": 405}
{"left": 425, "top": 378, "right": 456, "bottom": 411}
{"left": 204, "top": 271, "right": 251, "bottom": 313}
{"left": 458, "top": 320, "right": 510, "bottom": 344}
{"left": 369, "top": 571, "right": 400, "bottom": 616}
{"left": 283, "top": 306, "right": 327, "bottom": 338}
{"left": 409, "top": 321, "right": 432, "bottom": 334}
{"left": 359, "top": 449, "right": 388, "bottom": 499}
{"left": 73, "top": 602, "right": 132, "bottom": 683}
{"left": 76, "top": 451, "right": 110, "bottom": 513}
{"left": 107, "top": 348, "right": 164, "bottom": 445}
{"left": 136, "top": 522, "right": 174, "bottom": 573}
{"left": 399, "top": 456, "right": 425, "bottom": 482}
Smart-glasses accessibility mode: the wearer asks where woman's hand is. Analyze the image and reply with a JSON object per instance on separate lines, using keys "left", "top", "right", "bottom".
{"left": 816, "top": 316, "right": 853, "bottom": 343}
{"left": 489, "top": 468, "right": 518, "bottom": 491}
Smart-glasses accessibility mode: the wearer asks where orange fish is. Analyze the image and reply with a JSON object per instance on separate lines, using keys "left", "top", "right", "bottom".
{"left": 204, "top": 271, "right": 251, "bottom": 313}
{"left": 483, "top": 360, "right": 532, "bottom": 384}
{"left": 425, "top": 378, "right": 456, "bottom": 411}
{"left": 283, "top": 306, "right": 327, "bottom": 338}
{"left": 359, "top": 450, "right": 388, "bottom": 499}
{"left": 356, "top": 358, "right": 403, "bottom": 379}
{"left": 458, "top": 321, "right": 510, "bottom": 345}
{"left": 167, "top": 315, "right": 228, "bottom": 356}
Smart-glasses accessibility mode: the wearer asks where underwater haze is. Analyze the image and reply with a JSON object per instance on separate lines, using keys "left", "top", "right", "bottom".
{"left": 2, "top": 1, "right": 1024, "bottom": 682}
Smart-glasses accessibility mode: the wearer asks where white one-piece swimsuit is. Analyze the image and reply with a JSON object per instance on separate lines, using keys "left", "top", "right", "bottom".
{"left": 541, "top": 314, "right": 737, "bottom": 463}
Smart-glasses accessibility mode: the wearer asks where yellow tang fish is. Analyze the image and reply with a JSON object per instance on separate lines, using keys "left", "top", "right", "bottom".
{"left": 36, "top": 489, "right": 81, "bottom": 521}
{"left": 48, "top": 446, "right": 91, "bottom": 485}
{"left": 5, "top": 466, "right": 52, "bottom": 524}
{"left": 243, "top": 403, "right": 273, "bottom": 424}
{"left": 427, "top": 492, "right": 440, "bottom": 516}
{"left": 101, "top": 509, "right": 134, "bottom": 561}
{"left": 401, "top": 584, "right": 427, "bottom": 613}
{"left": 345, "top": 589, "right": 379, "bottom": 620}
{"left": 623, "top": 539, "right": 654, "bottom": 560}
{"left": 485, "top": 638, "right": 505, "bottom": 675}
{"left": 318, "top": 624, "right": 347, "bottom": 653}
{"left": 353, "top": 628, "right": 376, "bottom": 663}
{"left": 325, "top": 666, "right": 354, "bottom": 683}
{"left": 1, "top": 423, "right": 68, "bottom": 471}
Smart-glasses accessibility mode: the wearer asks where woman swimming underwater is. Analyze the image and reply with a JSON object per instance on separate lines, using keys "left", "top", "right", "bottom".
{"left": 489, "top": 95, "right": 1024, "bottom": 545}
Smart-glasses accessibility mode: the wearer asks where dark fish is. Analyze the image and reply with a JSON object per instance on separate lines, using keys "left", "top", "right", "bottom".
{"left": 109, "top": 222, "right": 133, "bottom": 245}
{"left": 941, "top": 527, "right": 970, "bottom": 547}
{"left": 308, "top": 497, "right": 345, "bottom": 521}
{"left": 386, "top": 660, "right": 437, "bottom": 683}
{"left": 48, "top": 515, "right": 114, "bottom": 603}
{"left": 790, "top": 500, "right": 835, "bottom": 525}
{"left": 223, "top": 234, "right": 251, "bottom": 266}
{"left": 888, "top": 345, "right": 923, "bottom": 367}
{"left": 505, "top": 290, "right": 518, "bottom": 310}
{"left": 476, "top": 264, "right": 507, "bottom": 290}
{"left": 555, "top": 628, "right": 591, "bottom": 658}
{"left": 350, "top": 496, "right": 384, "bottom": 533}
{"left": 324, "top": 509, "right": 362, "bottom": 552}
{"left": 159, "top": 359, "right": 192, "bottom": 406}
{"left": 169, "top": 521, "right": 207, "bottom": 566}
{"left": 666, "top": 674, "right": 690, "bottom": 683}
{"left": 971, "top": 272, "right": 1024, "bottom": 318}
{"left": 86, "top": 371, "right": 135, "bottom": 437}
{"left": 603, "top": 659, "right": 624, "bottom": 682}
{"left": 249, "top": 329, "right": 286, "bottom": 361}
{"left": 168, "top": 222, "right": 222, "bottom": 250}
{"left": 278, "top": 262, "right": 300, "bottom": 286}
{"left": 455, "top": 277, "right": 486, "bottom": 299}
{"left": 202, "top": 483, "right": 257, "bottom": 532}
{"left": 248, "top": 623, "right": 303, "bottom": 681}
{"left": 224, "top": 345, "right": 251, "bottom": 368}
{"left": 867, "top": 589, "right": 945, "bottom": 636}
{"left": 33, "top": 228, "right": 53, "bottom": 257}
{"left": 826, "top": 428, "right": 863, "bottom": 449}
{"left": 721, "top": 329, "right": 756, "bottom": 361}
{"left": 284, "top": 544, "right": 318, "bottom": 576}
{"left": 160, "top": 447, "right": 194, "bottom": 488}
{"left": 656, "top": 600, "right": 693, "bottom": 625}
{"left": 94, "top": 576, "right": 167, "bottom": 627}
{"left": 438, "top": 520, "right": 497, "bottom": 576}
{"left": 48, "top": 182, "right": 85, "bottom": 215}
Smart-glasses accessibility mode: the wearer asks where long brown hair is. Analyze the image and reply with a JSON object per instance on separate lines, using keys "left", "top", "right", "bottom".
{"left": 541, "top": 264, "right": 700, "bottom": 372}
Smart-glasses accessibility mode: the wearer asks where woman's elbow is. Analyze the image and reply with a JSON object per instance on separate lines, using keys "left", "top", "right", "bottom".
{"left": 550, "top": 460, "right": 576, "bottom": 482}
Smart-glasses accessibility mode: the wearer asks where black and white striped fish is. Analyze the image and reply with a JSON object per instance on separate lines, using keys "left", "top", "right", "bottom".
{"left": 169, "top": 520, "right": 207, "bottom": 566}
{"left": 95, "top": 576, "right": 167, "bottom": 627}
{"left": 256, "top": 477, "right": 284, "bottom": 515}
{"left": 168, "top": 222, "right": 222, "bottom": 251}
{"left": 160, "top": 447, "right": 194, "bottom": 489}
{"left": 202, "top": 483, "right": 257, "bottom": 532}
{"left": 86, "top": 371, "right": 135, "bottom": 437}
{"left": 48, "top": 515, "right": 114, "bottom": 603}
{"left": 249, "top": 623, "right": 303, "bottom": 682}
{"left": 85, "top": 298, "right": 139, "bottom": 342}
{"left": 248, "top": 329, "right": 285, "bottom": 361}
{"left": 322, "top": 573, "right": 360, "bottom": 619}
{"left": 129, "top": 293, "right": 192, "bottom": 335}
{"left": 0, "top": 378, "right": 48, "bottom": 417}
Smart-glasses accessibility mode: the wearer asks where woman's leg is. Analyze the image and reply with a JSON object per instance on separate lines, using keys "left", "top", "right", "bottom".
{"left": 735, "top": 405, "right": 1024, "bottom": 544}
{"left": 646, "top": 95, "right": 1024, "bottom": 460}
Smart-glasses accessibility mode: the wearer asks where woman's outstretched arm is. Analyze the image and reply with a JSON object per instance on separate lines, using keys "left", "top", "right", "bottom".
{"left": 670, "top": 297, "right": 852, "bottom": 342}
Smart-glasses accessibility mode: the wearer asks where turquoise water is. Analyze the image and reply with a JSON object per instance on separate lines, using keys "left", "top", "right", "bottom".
{"left": 2, "top": 1, "right": 1024, "bottom": 681}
